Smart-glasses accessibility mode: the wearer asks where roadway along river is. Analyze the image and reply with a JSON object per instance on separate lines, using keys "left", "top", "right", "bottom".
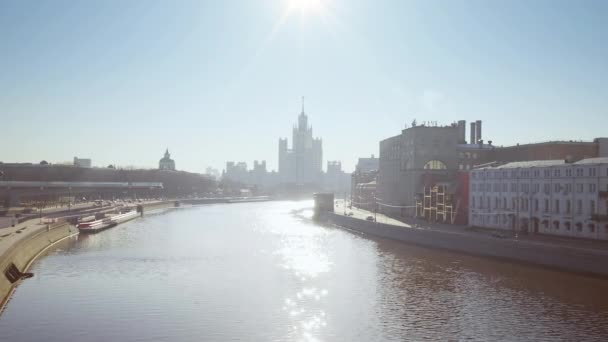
{"left": 1, "top": 201, "right": 608, "bottom": 341}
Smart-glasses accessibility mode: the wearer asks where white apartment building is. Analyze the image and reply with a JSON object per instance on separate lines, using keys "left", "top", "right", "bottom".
{"left": 469, "top": 158, "right": 608, "bottom": 240}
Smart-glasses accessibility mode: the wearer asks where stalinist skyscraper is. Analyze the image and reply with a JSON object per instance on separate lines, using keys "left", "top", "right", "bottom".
{"left": 278, "top": 97, "right": 323, "bottom": 185}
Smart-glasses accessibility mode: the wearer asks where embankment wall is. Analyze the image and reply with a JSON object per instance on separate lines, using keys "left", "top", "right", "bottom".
{"left": 319, "top": 212, "right": 608, "bottom": 277}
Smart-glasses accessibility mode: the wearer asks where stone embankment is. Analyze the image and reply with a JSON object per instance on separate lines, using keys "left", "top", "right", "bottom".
{"left": 0, "top": 221, "right": 78, "bottom": 311}
{"left": 318, "top": 212, "right": 608, "bottom": 277}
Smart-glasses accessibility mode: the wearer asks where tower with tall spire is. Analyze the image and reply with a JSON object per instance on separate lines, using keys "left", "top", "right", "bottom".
{"left": 278, "top": 97, "right": 323, "bottom": 185}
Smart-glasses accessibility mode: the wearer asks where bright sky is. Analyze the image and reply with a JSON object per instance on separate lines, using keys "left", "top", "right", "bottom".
{"left": 1, "top": 0, "right": 607, "bottom": 173}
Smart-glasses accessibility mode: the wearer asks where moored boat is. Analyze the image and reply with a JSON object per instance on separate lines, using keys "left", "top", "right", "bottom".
{"left": 77, "top": 210, "right": 138, "bottom": 233}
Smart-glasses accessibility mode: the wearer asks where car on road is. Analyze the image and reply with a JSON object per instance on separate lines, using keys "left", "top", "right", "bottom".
{"left": 366, "top": 215, "right": 374, "bottom": 221}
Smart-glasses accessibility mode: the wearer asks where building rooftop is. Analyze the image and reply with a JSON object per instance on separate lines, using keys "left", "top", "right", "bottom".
{"left": 475, "top": 157, "right": 608, "bottom": 170}
{"left": 574, "top": 157, "right": 608, "bottom": 164}
{"left": 475, "top": 160, "right": 566, "bottom": 170}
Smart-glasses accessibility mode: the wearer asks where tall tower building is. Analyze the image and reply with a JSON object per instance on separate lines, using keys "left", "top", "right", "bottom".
{"left": 278, "top": 97, "right": 323, "bottom": 185}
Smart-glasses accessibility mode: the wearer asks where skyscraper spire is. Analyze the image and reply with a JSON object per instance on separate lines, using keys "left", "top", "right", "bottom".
{"left": 301, "top": 96, "right": 305, "bottom": 114}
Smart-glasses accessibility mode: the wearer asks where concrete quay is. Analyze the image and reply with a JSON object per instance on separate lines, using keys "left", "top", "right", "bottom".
{"left": 0, "top": 220, "right": 78, "bottom": 312}
{"left": 320, "top": 202, "right": 608, "bottom": 278}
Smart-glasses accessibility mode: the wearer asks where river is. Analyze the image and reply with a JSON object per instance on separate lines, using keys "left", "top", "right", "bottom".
{"left": 1, "top": 201, "right": 608, "bottom": 341}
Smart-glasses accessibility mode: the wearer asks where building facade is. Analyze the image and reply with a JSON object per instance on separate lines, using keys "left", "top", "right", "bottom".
{"left": 469, "top": 158, "right": 608, "bottom": 240}
{"left": 351, "top": 154, "right": 379, "bottom": 203}
{"left": 323, "top": 161, "right": 350, "bottom": 194}
{"left": 355, "top": 155, "right": 379, "bottom": 173}
{"left": 223, "top": 160, "right": 280, "bottom": 190}
{"left": 278, "top": 102, "right": 323, "bottom": 185}
{"left": 377, "top": 122, "right": 462, "bottom": 216}
{"left": 73, "top": 157, "right": 92, "bottom": 168}
{"left": 159, "top": 149, "right": 176, "bottom": 171}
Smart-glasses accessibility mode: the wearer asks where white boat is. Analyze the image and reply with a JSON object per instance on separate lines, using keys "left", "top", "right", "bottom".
{"left": 77, "top": 210, "right": 139, "bottom": 233}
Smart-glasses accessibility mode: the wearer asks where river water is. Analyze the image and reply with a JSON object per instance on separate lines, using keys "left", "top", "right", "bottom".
{"left": 1, "top": 201, "right": 608, "bottom": 341}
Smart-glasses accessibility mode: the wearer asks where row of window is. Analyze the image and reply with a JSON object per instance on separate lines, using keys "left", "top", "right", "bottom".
{"left": 474, "top": 215, "right": 606, "bottom": 234}
{"left": 472, "top": 166, "right": 604, "bottom": 179}
{"left": 471, "top": 196, "right": 599, "bottom": 215}
{"left": 472, "top": 182, "right": 600, "bottom": 193}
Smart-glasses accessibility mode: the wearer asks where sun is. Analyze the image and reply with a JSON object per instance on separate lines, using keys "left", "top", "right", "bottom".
{"left": 287, "top": 0, "right": 324, "bottom": 14}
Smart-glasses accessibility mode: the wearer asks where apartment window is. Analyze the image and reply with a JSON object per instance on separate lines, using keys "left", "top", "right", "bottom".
{"left": 472, "top": 196, "right": 475, "bottom": 209}
{"left": 590, "top": 167, "right": 597, "bottom": 177}
{"left": 495, "top": 197, "right": 499, "bottom": 209}
{"left": 544, "top": 184, "right": 551, "bottom": 194}
{"left": 554, "top": 183, "right": 560, "bottom": 193}
{"left": 590, "top": 224, "right": 595, "bottom": 233}
{"left": 479, "top": 196, "right": 483, "bottom": 209}
{"left": 577, "top": 184, "right": 583, "bottom": 193}
{"left": 555, "top": 200, "right": 560, "bottom": 214}
{"left": 472, "top": 183, "right": 477, "bottom": 192}
{"left": 554, "top": 169, "right": 561, "bottom": 177}
{"left": 534, "top": 199, "right": 539, "bottom": 212}
{"left": 503, "top": 183, "right": 507, "bottom": 192}
{"left": 576, "top": 168, "right": 583, "bottom": 177}
{"left": 591, "top": 200, "right": 596, "bottom": 215}
{"left": 503, "top": 198, "right": 507, "bottom": 209}
{"left": 566, "top": 169, "right": 572, "bottom": 177}
{"left": 544, "top": 199, "right": 549, "bottom": 213}
{"left": 566, "top": 200, "right": 571, "bottom": 214}
{"left": 565, "top": 184, "right": 572, "bottom": 193}
{"left": 589, "top": 184, "right": 596, "bottom": 193}
{"left": 577, "top": 200, "right": 582, "bottom": 215}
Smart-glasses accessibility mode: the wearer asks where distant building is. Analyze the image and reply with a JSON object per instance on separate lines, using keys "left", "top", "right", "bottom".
{"left": 205, "top": 167, "right": 220, "bottom": 180}
{"left": 224, "top": 161, "right": 248, "bottom": 183}
{"left": 73, "top": 157, "right": 92, "bottom": 168}
{"left": 278, "top": 98, "right": 323, "bottom": 185}
{"left": 323, "top": 161, "right": 350, "bottom": 194}
{"left": 159, "top": 149, "right": 176, "bottom": 171}
{"left": 469, "top": 158, "right": 608, "bottom": 240}
{"left": 223, "top": 160, "right": 280, "bottom": 190}
{"left": 355, "top": 154, "right": 379, "bottom": 173}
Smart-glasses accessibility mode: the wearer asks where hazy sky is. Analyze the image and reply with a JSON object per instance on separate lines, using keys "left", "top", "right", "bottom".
{"left": 1, "top": 0, "right": 607, "bottom": 173}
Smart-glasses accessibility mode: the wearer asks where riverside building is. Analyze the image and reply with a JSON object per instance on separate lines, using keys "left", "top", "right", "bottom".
{"left": 469, "top": 158, "right": 608, "bottom": 240}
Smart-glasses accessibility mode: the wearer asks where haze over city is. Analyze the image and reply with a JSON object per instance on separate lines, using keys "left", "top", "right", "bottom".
{"left": 1, "top": 0, "right": 607, "bottom": 173}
